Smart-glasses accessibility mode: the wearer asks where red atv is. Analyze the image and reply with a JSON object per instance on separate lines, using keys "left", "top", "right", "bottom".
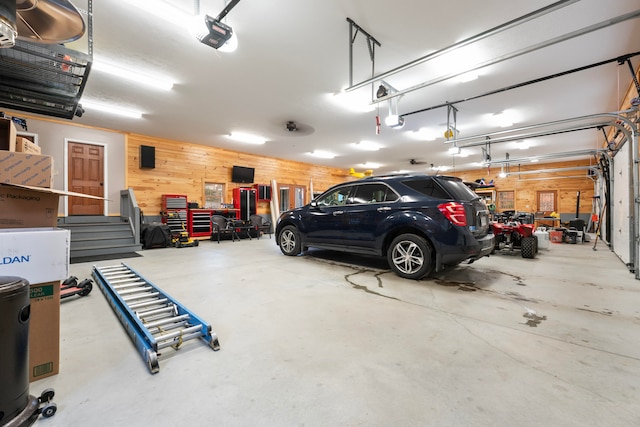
{"left": 490, "top": 211, "right": 538, "bottom": 258}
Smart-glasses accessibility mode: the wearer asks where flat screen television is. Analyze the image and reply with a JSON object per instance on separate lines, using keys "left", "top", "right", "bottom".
{"left": 231, "top": 165, "right": 255, "bottom": 183}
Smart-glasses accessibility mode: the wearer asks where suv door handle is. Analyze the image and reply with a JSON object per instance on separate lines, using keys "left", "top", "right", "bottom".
{"left": 377, "top": 207, "right": 391, "bottom": 212}
{"left": 333, "top": 210, "right": 344, "bottom": 216}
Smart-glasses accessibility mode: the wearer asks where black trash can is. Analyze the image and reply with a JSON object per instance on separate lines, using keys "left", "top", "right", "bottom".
{"left": 0, "top": 276, "right": 31, "bottom": 425}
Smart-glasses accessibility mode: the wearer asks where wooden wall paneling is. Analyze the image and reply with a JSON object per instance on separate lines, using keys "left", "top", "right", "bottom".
{"left": 127, "top": 134, "right": 350, "bottom": 216}
{"left": 453, "top": 159, "right": 596, "bottom": 214}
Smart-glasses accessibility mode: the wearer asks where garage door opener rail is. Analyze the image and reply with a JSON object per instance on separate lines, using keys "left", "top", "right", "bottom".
{"left": 92, "top": 263, "right": 220, "bottom": 374}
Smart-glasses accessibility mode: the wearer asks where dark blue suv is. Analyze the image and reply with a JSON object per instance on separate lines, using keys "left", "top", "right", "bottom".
{"left": 275, "top": 174, "right": 494, "bottom": 279}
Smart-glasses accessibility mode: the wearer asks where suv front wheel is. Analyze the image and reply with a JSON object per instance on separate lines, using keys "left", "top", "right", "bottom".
{"left": 387, "top": 234, "right": 433, "bottom": 279}
{"left": 279, "top": 225, "right": 302, "bottom": 256}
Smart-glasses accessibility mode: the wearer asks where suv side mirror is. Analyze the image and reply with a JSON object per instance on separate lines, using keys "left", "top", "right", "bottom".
{"left": 310, "top": 201, "right": 318, "bottom": 208}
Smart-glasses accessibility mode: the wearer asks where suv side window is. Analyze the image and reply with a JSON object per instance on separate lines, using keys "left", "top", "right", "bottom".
{"left": 402, "top": 179, "right": 451, "bottom": 199}
{"left": 350, "top": 183, "right": 399, "bottom": 204}
{"left": 316, "top": 186, "right": 352, "bottom": 206}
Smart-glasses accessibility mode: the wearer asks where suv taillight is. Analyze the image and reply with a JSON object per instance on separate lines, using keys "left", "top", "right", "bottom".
{"left": 438, "top": 202, "right": 467, "bottom": 226}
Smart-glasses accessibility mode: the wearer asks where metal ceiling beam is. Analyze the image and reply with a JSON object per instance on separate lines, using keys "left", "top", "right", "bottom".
{"left": 444, "top": 111, "right": 635, "bottom": 146}
{"left": 371, "top": 9, "right": 640, "bottom": 104}
{"left": 402, "top": 51, "right": 640, "bottom": 119}
{"left": 484, "top": 149, "right": 608, "bottom": 166}
{"left": 344, "top": 0, "right": 579, "bottom": 93}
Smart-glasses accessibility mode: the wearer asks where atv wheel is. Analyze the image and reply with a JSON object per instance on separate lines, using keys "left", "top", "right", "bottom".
{"left": 521, "top": 237, "right": 536, "bottom": 259}
{"left": 533, "top": 235, "right": 539, "bottom": 254}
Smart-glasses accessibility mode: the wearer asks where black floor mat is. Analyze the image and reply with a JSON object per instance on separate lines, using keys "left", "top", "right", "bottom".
{"left": 70, "top": 252, "right": 142, "bottom": 264}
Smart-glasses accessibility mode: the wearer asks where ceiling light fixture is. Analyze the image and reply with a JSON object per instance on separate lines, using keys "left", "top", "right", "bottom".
{"left": 330, "top": 90, "right": 376, "bottom": 113}
{"left": 92, "top": 61, "right": 174, "bottom": 91}
{"left": 196, "top": 0, "right": 241, "bottom": 51}
{"left": 309, "top": 150, "right": 336, "bottom": 159}
{"left": 228, "top": 132, "right": 266, "bottom": 144}
{"left": 353, "top": 140, "right": 382, "bottom": 151}
{"left": 360, "top": 162, "right": 381, "bottom": 169}
{"left": 79, "top": 100, "right": 143, "bottom": 119}
{"left": 412, "top": 128, "right": 438, "bottom": 141}
{"left": 493, "top": 110, "right": 518, "bottom": 128}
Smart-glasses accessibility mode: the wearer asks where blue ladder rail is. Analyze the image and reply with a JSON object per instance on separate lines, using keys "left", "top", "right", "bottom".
{"left": 92, "top": 262, "right": 220, "bottom": 373}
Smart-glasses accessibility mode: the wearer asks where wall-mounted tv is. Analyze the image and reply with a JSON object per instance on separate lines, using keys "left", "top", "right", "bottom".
{"left": 231, "top": 165, "right": 255, "bottom": 183}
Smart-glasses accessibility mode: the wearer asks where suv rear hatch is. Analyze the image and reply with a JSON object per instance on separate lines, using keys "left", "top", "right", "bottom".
{"left": 436, "top": 177, "right": 491, "bottom": 236}
{"left": 403, "top": 176, "right": 491, "bottom": 236}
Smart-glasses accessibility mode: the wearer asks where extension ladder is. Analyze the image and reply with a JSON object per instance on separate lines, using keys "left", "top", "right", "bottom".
{"left": 92, "top": 263, "right": 220, "bottom": 374}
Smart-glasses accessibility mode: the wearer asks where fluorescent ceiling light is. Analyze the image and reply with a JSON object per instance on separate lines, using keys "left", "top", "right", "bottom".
{"left": 531, "top": 158, "right": 539, "bottom": 163}
{"left": 492, "top": 109, "right": 519, "bottom": 128}
{"left": 130, "top": 0, "right": 194, "bottom": 28}
{"left": 353, "top": 140, "right": 382, "bottom": 151}
{"left": 309, "top": 150, "right": 336, "bottom": 159}
{"left": 411, "top": 128, "right": 438, "bottom": 141}
{"left": 330, "top": 90, "right": 375, "bottom": 113}
{"left": 228, "top": 132, "right": 267, "bottom": 145}
{"left": 80, "top": 100, "right": 143, "bottom": 119}
{"left": 448, "top": 146, "right": 461, "bottom": 155}
{"left": 92, "top": 61, "right": 174, "bottom": 91}
{"left": 360, "top": 162, "right": 381, "bottom": 169}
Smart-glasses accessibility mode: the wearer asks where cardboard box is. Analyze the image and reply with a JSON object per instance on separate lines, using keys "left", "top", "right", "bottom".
{"left": 0, "top": 184, "right": 106, "bottom": 229}
{"left": 0, "top": 151, "right": 52, "bottom": 187}
{"left": 0, "top": 228, "right": 70, "bottom": 282}
{"left": 0, "top": 117, "right": 17, "bottom": 151}
{"left": 15, "top": 136, "right": 41, "bottom": 154}
{"left": 0, "top": 185, "right": 60, "bottom": 228}
{"left": 29, "top": 280, "right": 60, "bottom": 381}
{"left": 0, "top": 227, "right": 70, "bottom": 382}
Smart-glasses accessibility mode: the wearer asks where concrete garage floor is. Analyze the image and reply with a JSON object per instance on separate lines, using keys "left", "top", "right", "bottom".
{"left": 33, "top": 235, "right": 640, "bottom": 426}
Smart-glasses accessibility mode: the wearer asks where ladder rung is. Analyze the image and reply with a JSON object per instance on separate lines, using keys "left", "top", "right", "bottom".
{"left": 122, "top": 291, "right": 160, "bottom": 302}
{"left": 113, "top": 281, "right": 147, "bottom": 290}
{"left": 118, "top": 286, "right": 153, "bottom": 296}
{"left": 128, "top": 298, "right": 169, "bottom": 310}
{"left": 155, "top": 326, "right": 203, "bottom": 348}
{"left": 137, "top": 306, "right": 176, "bottom": 320}
{"left": 144, "top": 314, "right": 190, "bottom": 329}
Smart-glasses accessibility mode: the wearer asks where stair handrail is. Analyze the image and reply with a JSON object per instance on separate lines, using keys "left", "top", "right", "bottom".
{"left": 120, "top": 188, "right": 140, "bottom": 245}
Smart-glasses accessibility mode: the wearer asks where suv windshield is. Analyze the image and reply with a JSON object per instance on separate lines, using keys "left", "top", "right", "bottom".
{"left": 402, "top": 177, "right": 479, "bottom": 201}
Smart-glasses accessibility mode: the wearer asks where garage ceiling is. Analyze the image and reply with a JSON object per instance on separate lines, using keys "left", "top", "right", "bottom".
{"left": 11, "top": 0, "right": 640, "bottom": 174}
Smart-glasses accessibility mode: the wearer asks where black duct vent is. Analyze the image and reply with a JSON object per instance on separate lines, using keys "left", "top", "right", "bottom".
{"left": 0, "top": 38, "right": 91, "bottom": 119}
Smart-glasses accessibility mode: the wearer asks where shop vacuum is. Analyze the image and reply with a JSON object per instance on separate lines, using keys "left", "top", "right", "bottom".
{"left": 0, "top": 277, "right": 56, "bottom": 426}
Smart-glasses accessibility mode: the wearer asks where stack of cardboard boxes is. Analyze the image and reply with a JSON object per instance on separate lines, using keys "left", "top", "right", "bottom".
{"left": 0, "top": 117, "right": 69, "bottom": 382}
